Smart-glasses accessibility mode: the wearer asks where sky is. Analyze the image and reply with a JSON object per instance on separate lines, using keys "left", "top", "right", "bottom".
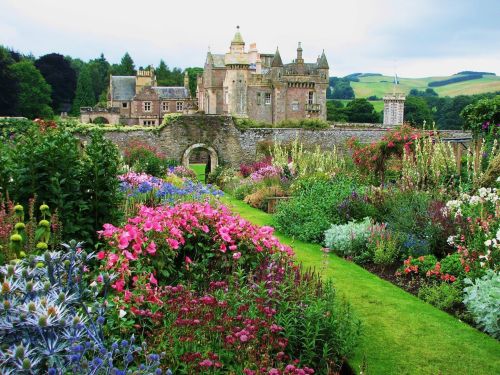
{"left": 0, "top": 0, "right": 499, "bottom": 78}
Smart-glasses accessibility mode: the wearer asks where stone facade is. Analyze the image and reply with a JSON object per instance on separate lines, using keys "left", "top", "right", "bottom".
{"left": 197, "top": 28, "right": 329, "bottom": 124}
{"left": 80, "top": 69, "right": 197, "bottom": 125}
{"left": 383, "top": 92, "right": 405, "bottom": 126}
{"left": 76, "top": 115, "right": 471, "bottom": 170}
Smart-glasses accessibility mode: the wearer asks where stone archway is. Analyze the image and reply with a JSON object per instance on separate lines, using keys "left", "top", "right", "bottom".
{"left": 182, "top": 143, "right": 218, "bottom": 173}
{"left": 91, "top": 116, "right": 110, "bottom": 124}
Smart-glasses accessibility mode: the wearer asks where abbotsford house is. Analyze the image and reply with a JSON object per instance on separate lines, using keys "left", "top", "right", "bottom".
{"left": 80, "top": 27, "right": 330, "bottom": 125}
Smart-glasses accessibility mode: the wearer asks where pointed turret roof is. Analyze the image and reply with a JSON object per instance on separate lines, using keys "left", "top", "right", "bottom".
{"left": 318, "top": 50, "right": 329, "bottom": 69}
{"left": 206, "top": 51, "right": 214, "bottom": 65}
{"left": 231, "top": 26, "right": 245, "bottom": 45}
{"left": 271, "top": 47, "right": 283, "bottom": 67}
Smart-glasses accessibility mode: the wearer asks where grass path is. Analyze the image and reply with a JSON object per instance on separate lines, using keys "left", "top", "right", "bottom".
{"left": 221, "top": 196, "right": 500, "bottom": 375}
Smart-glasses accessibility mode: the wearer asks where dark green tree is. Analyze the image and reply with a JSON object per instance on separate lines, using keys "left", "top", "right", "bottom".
{"left": 326, "top": 100, "right": 348, "bottom": 122}
{"left": 409, "top": 88, "right": 438, "bottom": 97}
{"left": 72, "top": 65, "right": 96, "bottom": 115}
{"left": 116, "top": 52, "right": 135, "bottom": 76}
{"left": 184, "top": 67, "right": 203, "bottom": 96}
{"left": 156, "top": 60, "right": 170, "bottom": 86}
{"left": 404, "top": 96, "right": 433, "bottom": 127}
{"left": 35, "top": 53, "right": 77, "bottom": 113}
{"left": 0, "top": 46, "right": 19, "bottom": 115}
{"left": 345, "top": 99, "right": 379, "bottom": 123}
{"left": 461, "top": 95, "right": 500, "bottom": 136}
{"left": 88, "top": 53, "right": 110, "bottom": 101}
{"left": 10, "top": 60, "right": 53, "bottom": 119}
{"left": 328, "top": 77, "right": 355, "bottom": 99}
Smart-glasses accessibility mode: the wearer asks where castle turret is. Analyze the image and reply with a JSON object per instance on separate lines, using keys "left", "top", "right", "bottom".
{"left": 230, "top": 26, "right": 245, "bottom": 54}
{"left": 270, "top": 47, "right": 283, "bottom": 80}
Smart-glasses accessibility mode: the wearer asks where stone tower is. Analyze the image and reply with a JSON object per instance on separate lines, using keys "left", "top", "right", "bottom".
{"left": 223, "top": 26, "right": 250, "bottom": 116}
{"left": 383, "top": 75, "right": 405, "bottom": 126}
{"left": 135, "top": 67, "right": 156, "bottom": 95}
{"left": 184, "top": 71, "right": 190, "bottom": 90}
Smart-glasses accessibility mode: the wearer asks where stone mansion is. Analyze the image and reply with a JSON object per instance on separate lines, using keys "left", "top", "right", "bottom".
{"left": 196, "top": 28, "right": 329, "bottom": 123}
{"left": 81, "top": 69, "right": 196, "bottom": 126}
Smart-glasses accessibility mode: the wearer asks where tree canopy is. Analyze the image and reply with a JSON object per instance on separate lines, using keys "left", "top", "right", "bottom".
{"left": 404, "top": 96, "right": 433, "bottom": 127}
{"left": 10, "top": 60, "right": 53, "bottom": 119}
{"left": 72, "top": 64, "right": 96, "bottom": 115}
{"left": 35, "top": 53, "right": 76, "bottom": 113}
{"left": 0, "top": 46, "right": 19, "bottom": 116}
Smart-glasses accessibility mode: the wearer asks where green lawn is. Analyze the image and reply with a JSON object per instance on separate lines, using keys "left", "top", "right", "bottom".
{"left": 189, "top": 163, "right": 206, "bottom": 182}
{"left": 221, "top": 196, "right": 500, "bottom": 375}
{"left": 351, "top": 74, "right": 500, "bottom": 98}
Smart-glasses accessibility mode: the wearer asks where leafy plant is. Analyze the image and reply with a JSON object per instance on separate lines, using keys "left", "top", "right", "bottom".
{"left": 418, "top": 282, "right": 462, "bottom": 312}
{"left": 324, "top": 217, "right": 372, "bottom": 258}
{"left": 463, "top": 270, "right": 500, "bottom": 338}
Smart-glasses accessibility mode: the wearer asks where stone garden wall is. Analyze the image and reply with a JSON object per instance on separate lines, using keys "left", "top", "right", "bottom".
{"left": 78, "top": 115, "right": 471, "bottom": 168}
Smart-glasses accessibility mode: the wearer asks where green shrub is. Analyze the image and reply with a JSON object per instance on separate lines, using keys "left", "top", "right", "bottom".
{"left": 123, "top": 140, "right": 176, "bottom": 176}
{"left": 324, "top": 217, "right": 371, "bottom": 257}
{"left": 6, "top": 128, "right": 122, "bottom": 244}
{"left": 463, "top": 270, "right": 500, "bottom": 338}
{"left": 418, "top": 282, "right": 462, "bottom": 311}
{"left": 440, "top": 253, "right": 466, "bottom": 279}
{"left": 274, "top": 176, "right": 357, "bottom": 243}
{"left": 373, "top": 231, "right": 401, "bottom": 266}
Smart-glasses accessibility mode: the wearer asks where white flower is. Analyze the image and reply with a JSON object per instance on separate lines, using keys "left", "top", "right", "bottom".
{"left": 469, "top": 196, "right": 481, "bottom": 205}
{"left": 497, "top": 176, "right": 500, "bottom": 182}
{"left": 478, "top": 187, "right": 491, "bottom": 198}
{"left": 497, "top": 229, "right": 500, "bottom": 241}
{"left": 447, "top": 236, "right": 456, "bottom": 245}
{"left": 119, "top": 309, "right": 127, "bottom": 318}
{"left": 446, "top": 200, "right": 462, "bottom": 210}
{"left": 484, "top": 239, "right": 492, "bottom": 247}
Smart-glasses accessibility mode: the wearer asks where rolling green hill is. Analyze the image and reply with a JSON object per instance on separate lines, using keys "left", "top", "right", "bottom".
{"left": 349, "top": 73, "right": 500, "bottom": 98}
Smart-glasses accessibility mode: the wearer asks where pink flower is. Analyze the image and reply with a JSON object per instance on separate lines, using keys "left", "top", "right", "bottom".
{"left": 123, "top": 250, "right": 136, "bottom": 261}
{"left": 146, "top": 241, "right": 157, "bottom": 255}
{"left": 112, "top": 278, "right": 125, "bottom": 292}
{"left": 233, "top": 252, "right": 241, "bottom": 260}
{"left": 239, "top": 334, "right": 248, "bottom": 342}
{"left": 149, "top": 273, "right": 158, "bottom": 286}
{"left": 97, "top": 251, "right": 106, "bottom": 260}
{"left": 185, "top": 256, "right": 193, "bottom": 264}
{"left": 167, "top": 238, "right": 180, "bottom": 249}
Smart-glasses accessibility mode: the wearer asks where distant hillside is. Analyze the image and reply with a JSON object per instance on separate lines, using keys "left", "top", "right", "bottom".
{"left": 345, "top": 72, "right": 500, "bottom": 98}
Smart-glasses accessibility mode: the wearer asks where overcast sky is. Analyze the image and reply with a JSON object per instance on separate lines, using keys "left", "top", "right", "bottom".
{"left": 1, "top": 0, "right": 499, "bottom": 77}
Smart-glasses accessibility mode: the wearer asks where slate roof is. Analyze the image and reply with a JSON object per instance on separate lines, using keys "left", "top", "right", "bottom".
{"left": 111, "top": 76, "right": 136, "bottom": 100}
{"left": 152, "top": 87, "right": 190, "bottom": 99}
{"left": 212, "top": 54, "right": 226, "bottom": 68}
{"left": 271, "top": 48, "right": 283, "bottom": 67}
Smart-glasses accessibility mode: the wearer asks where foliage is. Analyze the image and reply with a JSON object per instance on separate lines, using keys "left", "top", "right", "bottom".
{"left": 0, "top": 46, "right": 19, "bottom": 116}
{"left": 35, "top": 53, "right": 77, "bottom": 113}
{"left": 112, "top": 52, "right": 136, "bottom": 76}
{"left": 348, "top": 125, "right": 423, "bottom": 181}
{"left": 371, "top": 227, "right": 401, "bottom": 266}
{"left": 324, "top": 217, "right": 372, "bottom": 258}
{"left": 234, "top": 117, "right": 330, "bottom": 130}
{"left": 326, "top": 100, "right": 348, "bottom": 122}
{"left": 446, "top": 186, "right": 500, "bottom": 278}
{"left": 418, "top": 282, "right": 462, "bottom": 311}
{"left": 271, "top": 138, "right": 346, "bottom": 179}
{"left": 344, "top": 99, "right": 380, "bottom": 123}
{"left": 184, "top": 67, "right": 203, "bottom": 97}
{"left": 0, "top": 241, "right": 163, "bottom": 374}
{"left": 428, "top": 73, "right": 484, "bottom": 87}
{"left": 404, "top": 96, "right": 434, "bottom": 127}
{"left": 5, "top": 128, "right": 122, "bottom": 243}
{"left": 463, "top": 270, "right": 500, "bottom": 338}
{"left": 82, "top": 131, "right": 123, "bottom": 240}
{"left": 123, "top": 140, "right": 177, "bottom": 177}
{"left": 98, "top": 202, "right": 359, "bottom": 373}
{"left": 274, "top": 176, "right": 357, "bottom": 243}
{"left": 461, "top": 95, "right": 500, "bottom": 136}
{"left": 9, "top": 60, "right": 53, "bottom": 119}
{"left": 327, "top": 77, "right": 354, "bottom": 99}
{"left": 71, "top": 64, "right": 95, "bottom": 115}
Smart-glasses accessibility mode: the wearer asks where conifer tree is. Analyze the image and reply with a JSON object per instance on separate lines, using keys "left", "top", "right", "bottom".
{"left": 72, "top": 65, "right": 95, "bottom": 115}
{"left": 118, "top": 52, "right": 135, "bottom": 76}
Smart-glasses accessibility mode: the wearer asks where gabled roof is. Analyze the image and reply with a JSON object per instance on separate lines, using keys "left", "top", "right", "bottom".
{"left": 111, "top": 76, "right": 135, "bottom": 100}
{"left": 271, "top": 48, "right": 283, "bottom": 67}
{"left": 152, "top": 87, "right": 190, "bottom": 99}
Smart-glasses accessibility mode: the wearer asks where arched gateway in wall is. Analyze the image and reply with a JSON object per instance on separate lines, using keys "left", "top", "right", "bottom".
{"left": 182, "top": 143, "right": 218, "bottom": 173}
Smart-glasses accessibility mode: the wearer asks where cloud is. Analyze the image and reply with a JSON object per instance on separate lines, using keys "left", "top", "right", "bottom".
{"left": 0, "top": 0, "right": 498, "bottom": 77}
